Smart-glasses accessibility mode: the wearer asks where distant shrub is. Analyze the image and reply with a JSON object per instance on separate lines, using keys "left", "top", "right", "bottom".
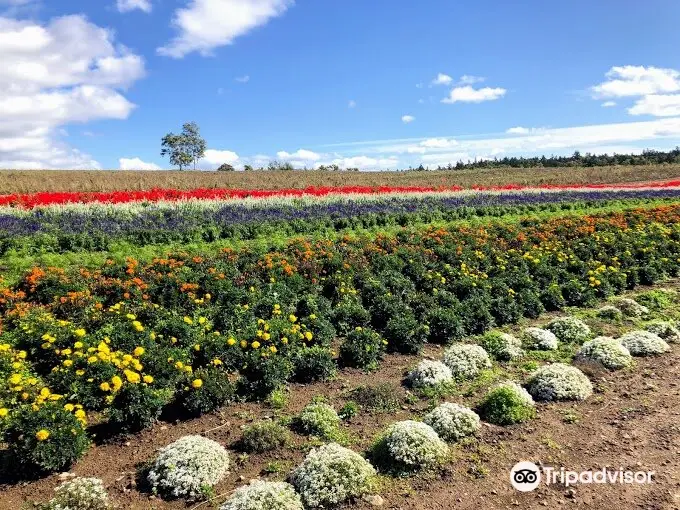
{"left": 350, "top": 383, "right": 401, "bottom": 413}
{"left": 645, "top": 321, "right": 680, "bottom": 343}
{"left": 546, "top": 317, "right": 591, "bottom": 344}
{"left": 480, "top": 331, "right": 523, "bottom": 361}
{"left": 290, "top": 443, "right": 376, "bottom": 508}
{"left": 615, "top": 298, "right": 649, "bottom": 318}
{"left": 220, "top": 480, "right": 303, "bottom": 510}
{"left": 332, "top": 300, "right": 370, "bottom": 336}
{"left": 108, "top": 384, "right": 170, "bottom": 433}
{"left": 442, "top": 344, "right": 492, "bottom": 379}
{"left": 43, "top": 477, "right": 110, "bottom": 510}
{"left": 175, "top": 367, "right": 234, "bottom": 417}
{"left": 384, "top": 315, "right": 428, "bottom": 354}
{"left": 238, "top": 355, "right": 293, "bottom": 400}
{"left": 478, "top": 381, "right": 535, "bottom": 425}
{"left": 406, "top": 360, "right": 453, "bottom": 389}
{"left": 371, "top": 420, "right": 448, "bottom": 473}
{"left": 522, "top": 327, "right": 559, "bottom": 350}
{"left": 619, "top": 330, "right": 670, "bottom": 356}
{"left": 295, "top": 402, "right": 341, "bottom": 440}
{"left": 597, "top": 305, "right": 623, "bottom": 321}
{"left": 423, "top": 403, "right": 481, "bottom": 442}
{"left": 526, "top": 363, "right": 593, "bottom": 401}
{"left": 576, "top": 337, "right": 633, "bottom": 370}
{"left": 291, "top": 346, "right": 337, "bottom": 383}
{"left": 425, "top": 307, "right": 465, "bottom": 344}
{"left": 239, "top": 420, "right": 291, "bottom": 453}
{"left": 147, "top": 435, "right": 229, "bottom": 501}
{"left": 339, "top": 327, "right": 385, "bottom": 370}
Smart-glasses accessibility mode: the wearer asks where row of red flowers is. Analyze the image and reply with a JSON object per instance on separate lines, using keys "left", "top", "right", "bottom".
{"left": 2, "top": 181, "right": 680, "bottom": 209}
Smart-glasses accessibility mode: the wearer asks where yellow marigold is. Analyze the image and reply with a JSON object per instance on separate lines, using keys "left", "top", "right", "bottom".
{"left": 198, "top": 317, "right": 206, "bottom": 325}
{"left": 191, "top": 379, "right": 203, "bottom": 389}
{"left": 193, "top": 344, "right": 201, "bottom": 351}
{"left": 126, "top": 313, "right": 136, "bottom": 320}
{"left": 133, "top": 347, "right": 145, "bottom": 357}
{"left": 35, "top": 429, "right": 50, "bottom": 441}
{"left": 304, "top": 332, "right": 313, "bottom": 341}
{"left": 183, "top": 316, "right": 193, "bottom": 325}
{"left": 0, "top": 408, "right": 8, "bottom": 418}
{"left": 87, "top": 356, "right": 98, "bottom": 364}
{"left": 64, "top": 403, "right": 75, "bottom": 411}
{"left": 149, "top": 332, "right": 156, "bottom": 340}
{"left": 75, "top": 409, "right": 86, "bottom": 420}
{"left": 74, "top": 329, "right": 86, "bottom": 338}
{"left": 175, "top": 361, "right": 184, "bottom": 369}
{"left": 111, "top": 376, "right": 123, "bottom": 390}
{"left": 63, "top": 360, "right": 73, "bottom": 367}
{"left": 17, "top": 351, "right": 27, "bottom": 359}
{"left": 240, "top": 340, "right": 247, "bottom": 348}
{"left": 124, "top": 370, "right": 140, "bottom": 383}
{"left": 212, "top": 358, "right": 222, "bottom": 366}
{"left": 269, "top": 346, "right": 277, "bottom": 354}
{"left": 262, "top": 333, "right": 271, "bottom": 341}
{"left": 143, "top": 375, "right": 153, "bottom": 384}
{"left": 251, "top": 341, "right": 261, "bottom": 349}
{"left": 40, "top": 387, "right": 51, "bottom": 398}
{"left": 100, "top": 382, "right": 111, "bottom": 392}
{"left": 289, "top": 314, "right": 297, "bottom": 323}
{"left": 8, "top": 374, "right": 21, "bottom": 385}
{"left": 281, "top": 337, "right": 288, "bottom": 344}
{"left": 21, "top": 392, "right": 29, "bottom": 400}
{"left": 227, "top": 337, "right": 236, "bottom": 346}
{"left": 73, "top": 342, "right": 84, "bottom": 349}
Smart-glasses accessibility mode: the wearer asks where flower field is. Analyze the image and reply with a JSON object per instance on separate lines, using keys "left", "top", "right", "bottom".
{"left": 1, "top": 183, "right": 680, "bottom": 509}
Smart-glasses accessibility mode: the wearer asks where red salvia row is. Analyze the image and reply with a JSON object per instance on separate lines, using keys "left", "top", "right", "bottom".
{"left": 1, "top": 181, "right": 680, "bottom": 209}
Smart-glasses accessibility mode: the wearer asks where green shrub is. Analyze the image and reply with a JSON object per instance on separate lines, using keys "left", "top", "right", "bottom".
{"left": 294, "top": 402, "right": 341, "bottom": 440}
{"left": 338, "top": 401, "right": 359, "bottom": 421}
{"left": 480, "top": 331, "right": 523, "bottom": 361}
{"left": 238, "top": 354, "right": 293, "bottom": 400}
{"left": 424, "top": 307, "right": 465, "bottom": 344}
{"left": 384, "top": 314, "right": 427, "bottom": 354}
{"left": 350, "top": 383, "right": 401, "bottom": 413}
{"left": 108, "top": 384, "right": 170, "bottom": 433}
{"left": 331, "top": 300, "right": 370, "bottom": 336}
{"left": 291, "top": 346, "right": 337, "bottom": 383}
{"left": 239, "top": 420, "right": 291, "bottom": 453}
{"left": 175, "top": 367, "right": 234, "bottom": 417}
{"left": 339, "top": 327, "right": 385, "bottom": 369}
{"left": 477, "top": 382, "right": 536, "bottom": 425}
{"left": 3, "top": 403, "right": 90, "bottom": 474}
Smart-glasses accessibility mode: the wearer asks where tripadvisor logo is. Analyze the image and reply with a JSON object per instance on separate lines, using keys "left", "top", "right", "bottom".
{"left": 510, "top": 461, "right": 654, "bottom": 492}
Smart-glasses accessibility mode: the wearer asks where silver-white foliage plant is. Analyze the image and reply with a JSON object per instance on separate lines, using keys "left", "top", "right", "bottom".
{"left": 289, "top": 443, "right": 376, "bottom": 509}
{"left": 376, "top": 420, "right": 448, "bottom": 470}
{"left": 147, "top": 435, "right": 230, "bottom": 501}
{"left": 546, "top": 317, "right": 591, "bottom": 343}
{"left": 576, "top": 336, "right": 633, "bottom": 370}
{"left": 219, "top": 480, "right": 303, "bottom": 510}
{"left": 645, "top": 321, "right": 680, "bottom": 343}
{"left": 423, "top": 403, "right": 481, "bottom": 442}
{"left": 522, "top": 327, "right": 558, "bottom": 350}
{"left": 442, "top": 344, "right": 492, "bottom": 379}
{"left": 45, "top": 477, "right": 110, "bottom": 510}
{"left": 526, "top": 363, "right": 593, "bottom": 401}
{"left": 619, "top": 330, "right": 670, "bottom": 356}
{"left": 615, "top": 298, "right": 649, "bottom": 318}
{"left": 597, "top": 305, "right": 623, "bottom": 321}
{"left": 407, "top": 359, "right": 453, "bottom": 388}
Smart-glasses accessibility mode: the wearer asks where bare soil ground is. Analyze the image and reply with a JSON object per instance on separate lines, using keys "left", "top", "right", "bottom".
{"left": 1, "top": 289, "right": 679, "bottom": 509}
{"left": 1, "top": 165, "right": 680, "bottom": 193}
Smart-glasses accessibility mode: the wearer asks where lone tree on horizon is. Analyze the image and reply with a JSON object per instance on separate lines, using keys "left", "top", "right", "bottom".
{"left": 160, "top": 121, "right": 206, "bottom": 170}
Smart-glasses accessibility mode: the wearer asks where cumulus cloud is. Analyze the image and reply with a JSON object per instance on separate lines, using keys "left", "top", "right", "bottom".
{"left": 0, "top": 15, "right": 145, "bottom": 169}
{"left": 601, "top": 101, "right": 617, "bottom": 107}
{"left": 401, "top": 115, "right": 415, "bottom": 124}
{"left": 458, "top": 74, "right": 484, "bottom": 85}
{"left": 119, "top": 157, "right": 161, "bottom": 170}
{"left": 116, "top": 0, "right": 152, "bottom": 13}
{"left": 202, "top": 149, "right": 240, "bottom": 166}
{"left": 235, "top": 74, "right": 250, "bottom": 83}
{"left": 506, "top": 126, "right": 546, "bottom": 135}
{"left": 442, "top": 85, "right": 506, "bottom": 104}
{"left": 322, "top": 155, "right": 399, "bottom": 171}
{"left": 591, "top": 65, "right": 680, "bottom": 98}
{"left": 276, "top": 149, "right": 321, "bottom": 161}
{"left": 431, "top": 73, "right": 452, "bottom": 86}
{"left": 158, "top": 0, "right": 293, "bottom": 58}
{"left": 628, "top": 94, "right": 680, "bottom": 117}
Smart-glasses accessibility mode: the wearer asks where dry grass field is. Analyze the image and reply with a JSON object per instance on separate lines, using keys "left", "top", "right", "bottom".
{"left": 1, "top": 164, "right": 680, "bottom": 193}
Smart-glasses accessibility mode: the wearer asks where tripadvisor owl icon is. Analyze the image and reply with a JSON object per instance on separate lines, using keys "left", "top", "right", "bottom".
{"left": 510, "top": 461, "right": 541, "bottom": 492}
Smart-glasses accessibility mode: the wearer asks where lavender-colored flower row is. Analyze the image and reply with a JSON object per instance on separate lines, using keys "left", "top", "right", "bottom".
{"left": 1, "top": 188, "right": 679, "bottom": 239}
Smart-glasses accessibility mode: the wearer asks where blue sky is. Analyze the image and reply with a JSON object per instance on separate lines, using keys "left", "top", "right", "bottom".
{"left": 1, "top": 0, "right": 680, "bottom": 170}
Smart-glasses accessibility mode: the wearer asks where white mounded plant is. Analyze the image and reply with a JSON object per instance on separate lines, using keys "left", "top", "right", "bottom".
{"left": 147, "top": 435, "right": 230, "bottom": 501}
{"left": 645, "top": 321, "right": 680, "bottom": 343}
{"left": 442, "top": 344, "right": 492, "bottom": 379}
{"left": 44, "top": 477, "right": 110, "bottom": 510}
{"left": 525, "top": 363, "right": 593, "bottom": 401}
{"left": 370, "top": 420, "right": 448, "bottom": 473}
{"left": 615, "top": 298, "right": 649, "bottom": 318}
{"left": 407, "top": 359, "right": 454, "bottom": 388}
{"left": 619, "top": 330, "right": 670, "bottom": 356}
{"left": 295, "top": 401, "right": 341, "bottom": 440}
{"left": 423, "top": 402, "right": 481, "bottom": 442}
{"left": 546, "top": 317, "right": 591, "bottom": 344}
{"left": 522, "top": 327, "right": 558, "bottom": 351}
{"left": 576, "top": 336, "right": 633, "bottom": 370}
{"left": 289, "top": 443, "right": 376, "bottom": 508}
{"left": 596, "top": 305, "right": 623, "bottom": 321}
{"left": 480, "top": 331, "right": 523, "bottom": 361}
{"left": 219, "top": 480, "right": 304, "bottom": 510}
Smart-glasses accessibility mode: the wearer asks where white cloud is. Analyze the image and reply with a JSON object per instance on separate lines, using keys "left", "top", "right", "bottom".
{"left": 506, "top": 126, "right": 546, "bottom": 135}
{"left": 601, "top": 101, "right": 617, "bottom": 107}
{"left": 442, "top": 85, "right": 506, "bottom": 104}
{"left": 276, "top": 149, "right": 321, "bottom": 161}
{"left": 235, "top": 74, "right": 250, "bottom": 83}
{"left": 592, "top": 65, "right": 680, "bottom": 98}
{"left": 323, "top": 155, "right": 399, "bottom": 170}
{"left": 348, "top": 99, "right": 356, "bottom": 108}
{"left": 401, "top": 115, "right": 415, "bottom": 124}
{"left": 202, "top": 149, "right": 240, "bottom": 166}
{"left": 116, "top": 0, "right": 152, "bottom": 13}
{"left": 628, "top": 94, "right": 680, "bottom": 117}
{"left": 431, "top": 73, "right": 452, "bottom": 86}
{"left": 458, "top": 75, "right": 484, "bottom": 85}
{"left": 0, "top": 15, "right": 145, "bottom": 169}
{"left": 158, "top": 0, "right": 293, "bottom": 58}
{"left": 119, "top": 157, "right": 161, "bottom": 170}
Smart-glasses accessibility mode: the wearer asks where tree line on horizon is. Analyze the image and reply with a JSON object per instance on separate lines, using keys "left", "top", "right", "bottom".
{"left": 160, "top": 122, "right": 680, "bottom": 172}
